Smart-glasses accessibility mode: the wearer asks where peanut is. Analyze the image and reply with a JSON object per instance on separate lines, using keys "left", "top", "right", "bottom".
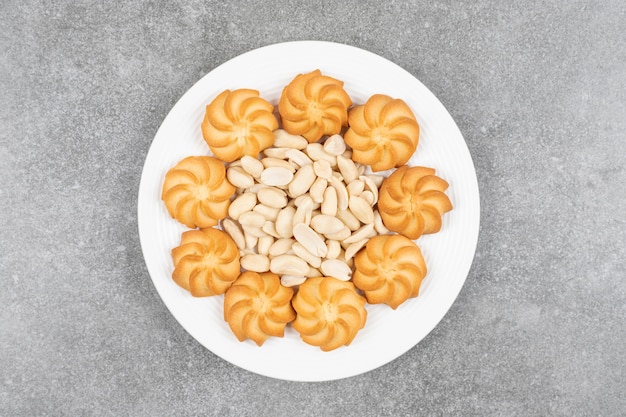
{"left": 240, "top": 254, "right": 270, "bottom": 273}
{"left": 270, "top": 254, "right": 310, "bottom": 276}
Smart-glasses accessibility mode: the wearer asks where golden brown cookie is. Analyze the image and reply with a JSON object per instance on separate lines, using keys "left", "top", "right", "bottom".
{"left": 223, "top": 271, "right": 295, "bottom": 346}
{"left": 201, "top": 89, "right": 278, "bottom": 162}
{"left": 291, "top": 277, "right": 367, "bottom": 351}
{"left": 343, "top": 94, "right": 420, "bottom": 172}
{"left": 162, "top": 156, "right": 235, "bottom": 229}
{"left": 278, "top": 70, "right": 352, "bottom": 143}
{"left": 352, "top": 234, "right": 427, "bottom": 309}
{"left": 377, "top": 165, "right": 452, "bottom": 239}
{"left": 171, "top": 228, "right": 241, "bottom": 297}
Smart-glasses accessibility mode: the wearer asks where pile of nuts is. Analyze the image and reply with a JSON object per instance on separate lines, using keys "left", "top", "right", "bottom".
{"left": 220, "top": 129, "right": 390, "bottom": 287}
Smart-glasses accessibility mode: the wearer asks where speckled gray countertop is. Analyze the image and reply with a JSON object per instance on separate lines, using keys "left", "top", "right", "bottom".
{"left": 1, "top": 1, "right": 625, "bottom": 416}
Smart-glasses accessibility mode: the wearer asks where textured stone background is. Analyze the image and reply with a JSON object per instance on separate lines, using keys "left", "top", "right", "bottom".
{"left": 1, "top": 1, "right": 625, "bottom": 416}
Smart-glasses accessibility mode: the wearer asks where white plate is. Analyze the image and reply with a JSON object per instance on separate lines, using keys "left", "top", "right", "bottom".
{"left": 137, "top": 41, "right": 480, "bottom": 382}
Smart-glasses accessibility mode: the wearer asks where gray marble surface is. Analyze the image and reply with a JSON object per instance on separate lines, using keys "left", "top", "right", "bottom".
{"left": 2, "top": 1, "right": 625, "bottom": 416}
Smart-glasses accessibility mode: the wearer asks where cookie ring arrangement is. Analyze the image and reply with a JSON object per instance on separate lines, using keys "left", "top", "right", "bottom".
{"left": 161, "top": 69, "right": 453, "bottom": 351}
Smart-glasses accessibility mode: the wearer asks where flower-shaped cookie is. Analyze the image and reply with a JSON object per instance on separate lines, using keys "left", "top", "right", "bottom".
{"left": 352, "top": 234, "right": 427, "bottom": 309}
{"left": 378, "top": 165, "right": 452, "bottom": 239}
{"left": 171, "top": 228, "right": 241, "bottom": 297}
{"left": 201, "top": 89, "right": 279, "bottom": 162}
{"left": 223, "top": 271, "right": 296, "bottom": 346}
{"left": 162, "top": 156, "right": 235, "bottom": 229}
{"left": 291, "top": 277, "right": 367, "bottom": 351}
{"left": 344, "top": 94, "right": 420, "bottom": 172}
{"left": 278, "top": 70, "right": 352, "bottom": 143}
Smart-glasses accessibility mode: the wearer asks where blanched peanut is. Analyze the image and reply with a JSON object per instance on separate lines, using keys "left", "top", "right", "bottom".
{"left": 281, "top": 275, "right": 307, "bottom": 287}
{"left": 329, "top": 175, "right": 349, "bottom": 211}
{"left": 262, "top": 147, "right": 291, "bottom": 159}
{"left": 310, "top": 214, "right": 345, "bottom": 235}
{"left": 348, "top": 195, "right": 375, "bottom": 224}
{"left": 261, "top": 157, "right": 296, "bottom": 173}
{"left": 241, "top": 254, "right": 270, "bottom": 272}
{"left": 321, "top": 187, "right": 338, "bottom": 217}
{"left": 268, "top": 238, "right": 294, "bottom": 257}
{"left": 226, "top": 166, "right": 255, "bottom": 188}
{"left": 273, "top": 129, "right": 308, "bottom": 149}
{"left": 240, "top": 156, "right": 264, "bottom": 178}
{"left": 288, "top": 164, "right": 316, "bottom": 198}
{"left": 346, "top": 179, "right": 365, "bottom": 196}
{"left": 313, "top": 160, "right": 333, "bottom": 179}
{"left": 336, "top": 155, "right": 359, "bottom": 183}
{"left": 222, "top": 218, "right": 245, "bottom": 250}
{"left": 228, "top": 192, "right": 257, "bottom": 220}
{"left": 320, "top": 259, "right": 352, "bottom": 281}
{"left": 275, "top": 206, "right": 296, "bottom": 238}
{"left": 293, "top": 223, "right": 328, "bottom": 257}
{"left": 260, "top": 166, "right": 294, "bottom": 186}
{"left": 285, "top": 149, "right": 313, "bottom": 167}
{"left": 344, "top": 239, "right": 368, "bottom": 260}
{"left": 270, "top": 254, "right": 309, "bottom": 276}
{"left": 336, "top": 209, "right": 361, "bottom": 231}
{"left": 238, "top": 211, "right": 265, "bottom": 228}
{"left": 323, "top": 134, "right": 346, "bottom": 156}
{"left": 257, "top": 236, "right": 274, "bottom": 256}
{"left": 309, "top": 177, "right": 327, "bottom": 204}
{"left": 257, "top": 186, "right": 288, "bottom": 208}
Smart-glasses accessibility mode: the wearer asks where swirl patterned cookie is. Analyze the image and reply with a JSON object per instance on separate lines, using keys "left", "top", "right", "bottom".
{"left": 377, "top": 165, "right": 453, "bottom": 239}
{"left": 223, "top": 271, "right": 296, "bottom": 346}
{"left": 344, "top": 94, "right": 420, "bottom": 172}
{"left": 291, "top": 277, "right": 367, "bottom": 351}
{"left": 171, "top": 228, "right": 241, "bottom": 297}
{"left": 278, "top": 70, "right": 352, "bottom": 143}
{"left": 202, "top": 89, "right": 279, "bottom": 162}
{"left": 162, "top": 156, "right": 235, "bottom": 229}
{"left": 352, "top": 234, "right": 427, "bottom": 309}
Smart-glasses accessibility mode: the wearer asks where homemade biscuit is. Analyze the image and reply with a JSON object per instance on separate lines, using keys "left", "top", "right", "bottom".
{"left": 377, "top": 165, "right": 452, "bottom": 239}
{"left": 278, "top": 70, "right": 352, "bottom": 143}
{"left": 202, "top": 89, "right": 278, "bottom": 162}
{"left": 352, "top": 234, "right": 427, "bottom": 309}
{"left": 162, "top": 156, "right": 235, "bottom": 228}
{"left": 291, "top": 277, "right": 367, "bottom": 351}
{"left": 344, "top": 94, "right": 419, "bottom": 172}
{"left": 171, "top": 228, "right": 241, "bottom": 297}
{"left": 223, "top": 271, "right": 296, "bottom": 346}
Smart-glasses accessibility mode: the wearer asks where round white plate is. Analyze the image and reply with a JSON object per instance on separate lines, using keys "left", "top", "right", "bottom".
{"left": 137, "top": 41, "right": 480, "bottom": 382}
